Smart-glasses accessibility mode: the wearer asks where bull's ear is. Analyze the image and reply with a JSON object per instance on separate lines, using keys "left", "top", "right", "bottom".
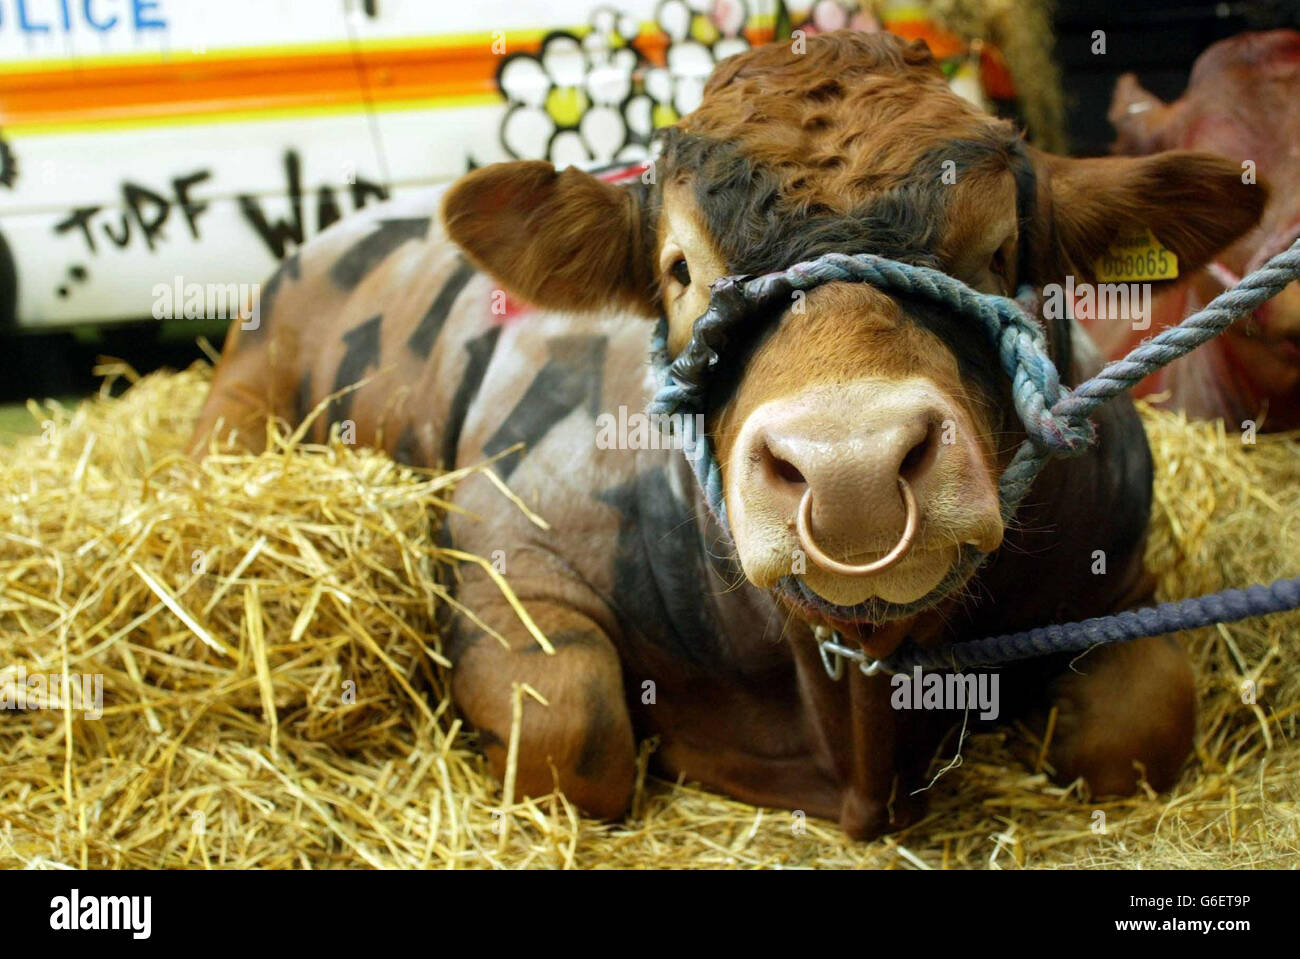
{"left": 1107, "top": 73, "right": 1177, "bottom": 155}
{"left": 441, "top": 160, "right": 658, "bottom": 316}
{"left": 1032, "top": 148, "right": 1266, "bottom": 284}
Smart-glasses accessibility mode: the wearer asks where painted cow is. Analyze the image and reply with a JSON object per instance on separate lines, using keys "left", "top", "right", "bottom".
{"left": 191, "top": 32, "right": 1264, "bottom": 838}
{"left": 1092, "top": 29, "right": 1300, "bottom": 430}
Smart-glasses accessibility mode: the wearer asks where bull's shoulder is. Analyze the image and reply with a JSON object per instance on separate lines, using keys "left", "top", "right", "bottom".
{"left": 244, "top": 187, "right": 452, "bottom": 342}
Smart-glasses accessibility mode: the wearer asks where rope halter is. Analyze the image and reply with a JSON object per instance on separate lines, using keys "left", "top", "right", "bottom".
{"left": 648, "top": 251, "right": 1086, "bottom": 550}
{"left": 646, "top": 239, "right": 1300, "bottom": 674}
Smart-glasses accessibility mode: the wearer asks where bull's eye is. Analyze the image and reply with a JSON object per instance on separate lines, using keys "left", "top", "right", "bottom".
{"left": 670, "top": 257, "right": 692, "bottom": 287}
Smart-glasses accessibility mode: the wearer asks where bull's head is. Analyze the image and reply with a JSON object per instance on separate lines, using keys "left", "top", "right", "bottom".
{"left": 444, "top": 31, "right": 1263, "bottom": 635}
{"left": 1110, "top": 28, "right": 1300, "bottom": 427}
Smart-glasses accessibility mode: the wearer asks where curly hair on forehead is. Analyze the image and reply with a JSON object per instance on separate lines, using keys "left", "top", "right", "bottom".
{"left": 677, "top": 31, "right": 994, "bottom": 194}
{"left": 704, "top": 26, "right": 940, "bottom": 93}
{"left": 649, "top": 30, "right": 1023, "bottom": 276}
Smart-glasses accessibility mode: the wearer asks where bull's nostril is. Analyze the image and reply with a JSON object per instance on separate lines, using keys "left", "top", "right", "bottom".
{"left": 771, "top": 455, "right": 806, "bottom": 486}
{"left": 761, "top": 438, "right": 807, "bottom": 486}
{"left": 899, "top": 428, "right": 936, "bottom": 482}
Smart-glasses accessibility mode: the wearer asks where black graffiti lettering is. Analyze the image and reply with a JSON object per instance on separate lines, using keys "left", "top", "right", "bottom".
{"left": 172, "top": 170, "right": 212, "bottom": 239}
{"left": 54, "top": 206, "right": 100, "bottom": 254}
{"left": 239, "top": 151, "right": 392, "bottom": 260}
{"left": 53, "top": 169, "right": 210, "bottom": 256}
{"left": 123, "top": 182, "right": 171, "bottom": 251}
{"left": 239, "top": 151, "right": 305, "bottom": 260}
{"left": 51, "top": 151, "right": 389, "bottom": 262}
{"left": 350, "top": 176, "right": 389, "bottom": 209}
{"left": 317, "top": 184, "right": 343, "bottom": 233}
{"left": 0, "top": 136, "right": 16, "bottom": 188}
{"left": 102, "top": 211, "right": 131, "bottom": 248}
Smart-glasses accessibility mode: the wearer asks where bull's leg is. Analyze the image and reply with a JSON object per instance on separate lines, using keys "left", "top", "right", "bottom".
{"left": 447, "top": 598, "right": 636, "bottom": 820}
{"left": 785, "top": 636, "right": 934, "bottom": 840}
{"left": 188, "top": 325, "right": 296, "bottom": 458}
{"left": 1045, "top": 634, "right": 1196, "bottom": 795}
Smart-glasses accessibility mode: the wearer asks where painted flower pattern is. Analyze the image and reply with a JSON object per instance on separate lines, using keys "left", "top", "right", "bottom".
{"left": 494, "top": 1, "right": 1008, "bottom": 166}
{"left": 496, "top": 1, "right": 751, "bottom": 165}
{"left": 642, "top": 0, "right": 750, "bottom": 125}
{"left": 498, "top": 24, "right": 641, "bottom": 166}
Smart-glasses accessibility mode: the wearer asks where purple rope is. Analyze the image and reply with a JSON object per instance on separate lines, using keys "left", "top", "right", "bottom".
{"left": 884, "top": 577, "right": 1300, "bottom": 671}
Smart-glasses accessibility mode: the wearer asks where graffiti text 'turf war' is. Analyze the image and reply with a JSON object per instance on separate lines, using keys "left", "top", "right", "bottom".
{"left": 52, "top": 150, "right": 389, "bottom": 261}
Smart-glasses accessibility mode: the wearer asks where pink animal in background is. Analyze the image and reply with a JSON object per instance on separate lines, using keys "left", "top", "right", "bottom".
{"left": 1090, "top": 29, "right": 1300, "bottom": 431}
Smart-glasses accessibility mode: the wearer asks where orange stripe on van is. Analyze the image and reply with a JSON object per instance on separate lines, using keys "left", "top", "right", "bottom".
{"left": 0, "top": 23, "right": 781, "bottom": 133}
{"left": 0, "top": 44, "right": 494, "bottom": 130}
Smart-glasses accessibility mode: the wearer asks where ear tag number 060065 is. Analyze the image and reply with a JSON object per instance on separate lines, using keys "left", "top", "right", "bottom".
{"left": 1094, "top": 227, "right": 1179, "bottom": 282}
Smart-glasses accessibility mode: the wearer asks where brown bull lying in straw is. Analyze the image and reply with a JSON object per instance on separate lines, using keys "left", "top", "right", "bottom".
{"left": 190, "top": 32, "right": 1265, "bottom": 839}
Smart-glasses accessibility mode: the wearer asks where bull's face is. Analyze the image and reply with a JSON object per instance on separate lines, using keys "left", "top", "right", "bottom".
{"left": 1111, "top": 29, "right": 1300, "bottom": 402}
{"left": 445, "top": 31, "right": 1263, "bottom": 630}
{"left": 658, "top": 178, "right": 1011, "bottom": 614}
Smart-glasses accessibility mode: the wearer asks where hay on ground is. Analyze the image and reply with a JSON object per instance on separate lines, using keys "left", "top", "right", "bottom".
{"left": 0, "top": 361, "right": 1296, "bottom": 868}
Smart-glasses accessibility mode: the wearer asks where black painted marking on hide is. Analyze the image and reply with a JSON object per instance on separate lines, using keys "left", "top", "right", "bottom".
{"left": 407, "top": 259, "right": 475, "bottom": 358}
{"left": 596, "top": 468, "right": 723, "bottom": 668}
{"left": 441, "top": 327, "right": 502, "bottom": 469}
{"left": 329, "top": 217, "right": 431, "bottom": 289}
{"left": 327, "top": 314, "right": 383, "bottom": 425}
{"left": 482, "top": 335, "right": 606, "bottom": 480}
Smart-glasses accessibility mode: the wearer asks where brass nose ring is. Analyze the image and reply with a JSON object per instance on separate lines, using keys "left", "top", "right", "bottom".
{"left": 795, "top": 477, "right": 919, "bottom": 577}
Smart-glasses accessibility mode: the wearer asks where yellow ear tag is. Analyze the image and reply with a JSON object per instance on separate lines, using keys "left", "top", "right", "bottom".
{"left": 1094, "top": 227, "right": 1179, "bottom": 282}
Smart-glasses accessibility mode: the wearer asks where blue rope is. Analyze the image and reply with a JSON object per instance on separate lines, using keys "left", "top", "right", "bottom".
{"left": 649, "top": 238, "right": 1300, "bottom": 664}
